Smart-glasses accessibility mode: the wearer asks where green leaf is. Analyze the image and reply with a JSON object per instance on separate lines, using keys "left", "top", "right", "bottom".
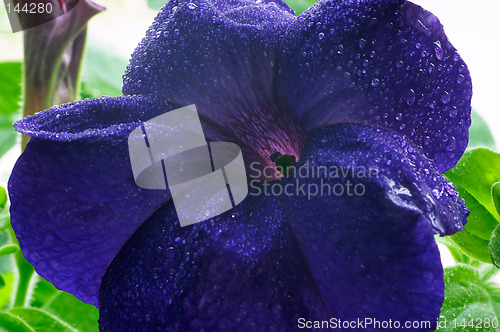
{"left": 0, "top": 187, "right": 6, "bottom": 209}
{"left": 446, "top": 148, "right": 500, "bottom": 220}
{"left": 489, "top": 224, "right": 500, "bottom": 268}
{"left": 468, "top": 109, "right": 496, "bottom": 150}
{"left": 0, "top": 311, "right": 35, "bottom": 332}
{"left": 435, "top": 235, "right": 470, "bottom": 264}
{"left": 0, "top": 62, "right": 22, "bottom": 158}
{"left": 438, "top": 264, "right": 499, "bottom": 331}
{"left": 284, "top": 0, "right": 317, "bottom": 15}
{"left": 8, "top": 307, "right": 78, "bottom": 332}
{"left": 493, "top": 182, "right": 500, "bottom": 215}
{"left": 29, "top": 277, "right": 98, "bottom": 332}
{"left": 30, "top": 278, "right": 58, "bottom": 308}
{"left": 80, "top": 42, "right": 128, "bottom": 99}
{"left": 147, "top": 0, "right": 167, "bottom": 10}
{"left": 448, "top": 186, "right": 499, "bottom": 263}
{"left": 0, "top": 272, "right": 15, "bottom": 310}
{"left": 0, "top": 187, "right": 8, "bottom": 231}
{"left": 0, "top": 245, "right": 17, "bottom": 257}
{"left": 42, "top": 292, "right": 98, "bottom": 332}
{"left": 444, "top": 148, "right": 500, "bottom": 263}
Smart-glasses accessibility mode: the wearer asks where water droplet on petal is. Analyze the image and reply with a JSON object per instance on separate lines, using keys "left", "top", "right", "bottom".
{"left": 371, "top": 78, "right": 380, "bottom": 87}
{"left": 318, "top": 32, "right": 325, "bottom": 40}
{"left": 457, "top": 74, "right": 465, "bottom": 83}
{"left": 434, "top": 41, "right": 444, "bottom": 60}
{"left": 186, "top": 2, "right": 197, "bottom": 9}
{"left": 432, "top": 186, "right": 443, "bottom": 199}
{"left": 445, "top": 182, "right": 456, "bottom": 195}
{"left": 450, "top": 107, "right": 458, "bottom": 118}
{"left": 446, "top": 136, "right": 457, "bottom": 151}
{"left": 405, "top": 89, "right": 416, "bottom": 105}
{"left": 396, "top": 60, "right": 404, "bottom": 68}
{"left": 428, "top": 63, "right": 435, "bottom": 73}
{"left": 441, "top": 91, "right": 450, "bottom": 104}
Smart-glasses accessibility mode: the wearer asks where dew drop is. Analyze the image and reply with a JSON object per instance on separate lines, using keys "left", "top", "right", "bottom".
{"left": 432, "top": 187, "right": 443, "bottom": 199}
{"left": 446, "top": 136, "right": 457, "bottom": 151}
{"left": 457, "top": 74, "right": 465, "bottom": 83}
{"left": 371, "top": 78, "right": 380, "bottom": 87}
{"left": 445, "top": 182, "right": 456, "bottom": 195}
{"left": 441, "top": 92, "right": 451, "bottom": 104}
{"left": 318, "top": 32, "right": 325, "bottom": 40}
{"left": 396, "top": 60, "right": 404, "bottom": 68}
{"left": 434, "top": 41, "right": 444, "bottom": 60}
{"left": 186, "top": 2, "right": 197, "bottom": 9}
{"left": 449, "top": 107, "right": 458, "bottom": 118}
{"left": 405, "top": 89, "right": 416, "bottom": 105}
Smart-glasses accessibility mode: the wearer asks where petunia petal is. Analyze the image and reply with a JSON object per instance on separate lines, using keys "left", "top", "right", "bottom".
{"left": 279, "top": 123, "right": 469, "bottom": 330}
{"left": 99, "top": 196, "right": 330, "bottom": 331}
{"left": 8, "top": 96, "right": 179, "bottom": 305}
{"left": 122, "top": 0, "right": 304, "bottom": 179}
{"left": 99, "top": 123, "right": 467, "bottom": 330}
{"left": 276, "top": 0, "right": 472, "bottom": 172}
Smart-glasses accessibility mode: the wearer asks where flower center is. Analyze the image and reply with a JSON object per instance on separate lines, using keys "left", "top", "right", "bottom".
{"left": 270, "top": 152, "right": 296, "bottom": 179}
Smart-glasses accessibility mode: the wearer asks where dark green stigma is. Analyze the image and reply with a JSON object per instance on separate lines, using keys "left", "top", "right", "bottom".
{"left": 270, "top": 151, "right": 296, "bottom": 178}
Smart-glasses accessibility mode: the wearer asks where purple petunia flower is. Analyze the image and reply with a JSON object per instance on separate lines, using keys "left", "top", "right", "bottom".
{"left": 8, "top": 0, "right": 472, "bottom": 330}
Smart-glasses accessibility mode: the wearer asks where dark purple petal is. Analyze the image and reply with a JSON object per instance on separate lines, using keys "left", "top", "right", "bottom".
{"left": 8, "top": 96, "right": 179, "bottom": 305}
{"left": 276, "top": 0, "right": 472, "bottom": 172}
{"left": 99, "top": 196, "right": 330, "bottom": 331}
{"left": 122, "top": 0, "right": 304, "bottom": 180}
{"left": 279, "top": 123, "right": 469, "bottom": 330}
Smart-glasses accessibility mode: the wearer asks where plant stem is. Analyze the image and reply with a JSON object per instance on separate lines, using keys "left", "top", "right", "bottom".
{"left": 8, "top": 227, "right": 34, "bottom": 307}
